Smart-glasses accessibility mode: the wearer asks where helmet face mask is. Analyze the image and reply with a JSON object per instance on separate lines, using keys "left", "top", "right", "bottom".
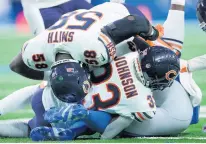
{"left": 139, "top": 46, "right": 180, "bottom": 91}
{"left": 143, "top": 71, "right": 177, "bottom": 91}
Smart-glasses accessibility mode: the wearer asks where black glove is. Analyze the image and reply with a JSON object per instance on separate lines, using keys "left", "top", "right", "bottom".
{"left": 139, "top": 26, "right": 159, "bottom": 41}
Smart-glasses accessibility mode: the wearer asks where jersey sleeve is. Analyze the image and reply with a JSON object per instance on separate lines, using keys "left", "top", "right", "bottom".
{"left": 22, "top": 31, "right": 55, "bottom": 71}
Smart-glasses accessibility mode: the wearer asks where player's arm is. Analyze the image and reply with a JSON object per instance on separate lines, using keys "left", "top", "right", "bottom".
{"left": 0, "top": 84, "right": 40, "bottom": 115}
{"left": 181, "top": 54, "right": 206, "bottom": 72}
{"left": 10, "top": 52, "right": 44, "bottom": 80}
{"left": 188, "top": 54, "right": 206, "bottom": 72}
{"left": 101, "top": 15, "right": 159, "bottom": 45}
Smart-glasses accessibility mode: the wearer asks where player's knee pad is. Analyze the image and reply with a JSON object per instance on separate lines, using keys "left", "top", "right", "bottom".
{"left": 133, "top": 111, "right": 156, "bottom": 122}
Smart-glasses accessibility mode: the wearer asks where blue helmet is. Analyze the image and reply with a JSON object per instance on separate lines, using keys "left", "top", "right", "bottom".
{"left": 140, "top": 46, "right": 180, "bottom": 91}
{"left": 50, "top": 59, "right": 91, "bottom": 103}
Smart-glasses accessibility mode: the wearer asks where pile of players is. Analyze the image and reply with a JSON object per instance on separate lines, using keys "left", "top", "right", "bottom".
{"left": 0, "top": 0, "right": 205, "bottom": 141}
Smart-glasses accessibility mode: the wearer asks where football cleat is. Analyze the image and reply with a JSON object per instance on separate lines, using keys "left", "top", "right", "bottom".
{"left": 30, "top": 126, "right": 75, "bottom": 141}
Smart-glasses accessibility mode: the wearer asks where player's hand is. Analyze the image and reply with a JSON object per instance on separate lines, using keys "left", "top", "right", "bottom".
{"left": 44, "top": 107, "right": 67, "bottom": 123}
{"left": 44, "top": 104, "right": 88, "bottom": 123}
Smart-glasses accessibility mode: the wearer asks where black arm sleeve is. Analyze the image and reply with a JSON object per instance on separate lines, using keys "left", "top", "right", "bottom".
{"left": 101, "top": 15, "right": 159, "bottom": 45}
{"left": 9, "top": 52, "right": 44, "bottom": 80}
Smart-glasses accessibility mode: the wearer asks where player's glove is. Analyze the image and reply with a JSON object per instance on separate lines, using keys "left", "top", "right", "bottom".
{"left": 139, "top": 26, "right": 159, "bottom": 41}
{"left": 44, "top": 104, "right": 88, "bottom": 123}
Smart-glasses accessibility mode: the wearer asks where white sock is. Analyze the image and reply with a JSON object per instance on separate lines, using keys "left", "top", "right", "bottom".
{"left": 0, "top": 119, "right": 29, "bottom": 137}
{"left": 163, "top": 9, "right": 185, "bottom": 53}
{"left": 0, "top": 85, "right": 39, "bottom": 115}
{"left": 171, "top": 0, "right": 185, "bottom": 6}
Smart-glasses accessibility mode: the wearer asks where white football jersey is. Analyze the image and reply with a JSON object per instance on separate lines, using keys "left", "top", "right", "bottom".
{"left": 83, "top": 52, "right": 155, "bottom": 118}
{"left": 22, "top": 2, "right": 132, "bottom": 71}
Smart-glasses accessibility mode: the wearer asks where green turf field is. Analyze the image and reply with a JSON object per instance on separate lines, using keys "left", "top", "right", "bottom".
{"left": 0, "top": 23, "right": 206, "bottom": 142}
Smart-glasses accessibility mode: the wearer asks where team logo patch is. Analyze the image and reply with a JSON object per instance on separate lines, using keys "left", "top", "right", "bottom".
{"left": 82, "top": 80, "right": 90, "bottom": 94}
{"left": 165, "top": 70, "right": 177, "bottom": 81}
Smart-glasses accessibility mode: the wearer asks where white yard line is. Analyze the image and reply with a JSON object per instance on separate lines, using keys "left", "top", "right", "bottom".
{"left": 134, "top": 137, "right": 206, "bottom": 140}
{"left": 200, "top": 106, "right": 206, "bottom": 112}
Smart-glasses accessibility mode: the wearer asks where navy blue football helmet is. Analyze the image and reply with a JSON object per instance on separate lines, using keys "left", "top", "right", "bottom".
{"left": 197, "top": 0, "right": 206, "bottom": 31}
{"left": 139, "top": 46, "right": 180, "bottom": 91}
{"left": 50, "top": 59, "right": 91, "bottom": 103}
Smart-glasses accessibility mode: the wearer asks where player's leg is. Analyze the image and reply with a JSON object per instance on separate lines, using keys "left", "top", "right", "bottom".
{"left": 9, "top": 52, "right": 45, "bottom": 80}
{"left": 0, "top": 84, "right": 39, "bottom": 115}
{"left": 22, "top": 0, "right": 93, "bottom": 35}
{"left": 21, "top": 2, "right": 45, "bottom": 35}
{"left": 123, "top": 81, "right": 193, "bottom": 136}
{"left": 0, "top": 119, "right": 30, "bottom": 137}
{"left": 161, "top": 0, "right": 185, "bottom": 56}
{"left": 0, "top": 84, "right": 47, "bottom": 138}
{"left": 28, "top": 86, "right": 51, "bottom": 130}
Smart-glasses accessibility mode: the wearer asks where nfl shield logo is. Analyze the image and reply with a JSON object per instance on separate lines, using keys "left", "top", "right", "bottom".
{"left": 66, "top": 68, "right": 74, "bottom": 73}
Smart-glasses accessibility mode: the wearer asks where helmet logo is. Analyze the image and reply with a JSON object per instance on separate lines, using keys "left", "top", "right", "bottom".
{"left": 146, "top": 63, "right": 151, "bottom": 69}
{"left": 57, "top": 76, "right": 64, "bottom": 81}
{"left": 165, "top": 70, "right": 177, "bottom": 81}
{"left": 83, "top": 80, "right": 90, "bottom": 94}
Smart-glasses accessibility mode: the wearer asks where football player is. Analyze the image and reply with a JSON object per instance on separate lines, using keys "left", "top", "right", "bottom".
{"left": 31, "top": 0, "right": 202, "bottom": 139}
{"left": 0, "top": 1, "right": 156, "bottom": 117}
{"left": 0, "top": 46, "right": 180, "bottom": 140}
{"left": 10, "top": 2, "right": 158, "bottom": 80}
{"left": 29, "top": 46, "right": 179, "bottom": 141}
{"left": 0, "top": 0, "right": 201, "bottom": 140}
